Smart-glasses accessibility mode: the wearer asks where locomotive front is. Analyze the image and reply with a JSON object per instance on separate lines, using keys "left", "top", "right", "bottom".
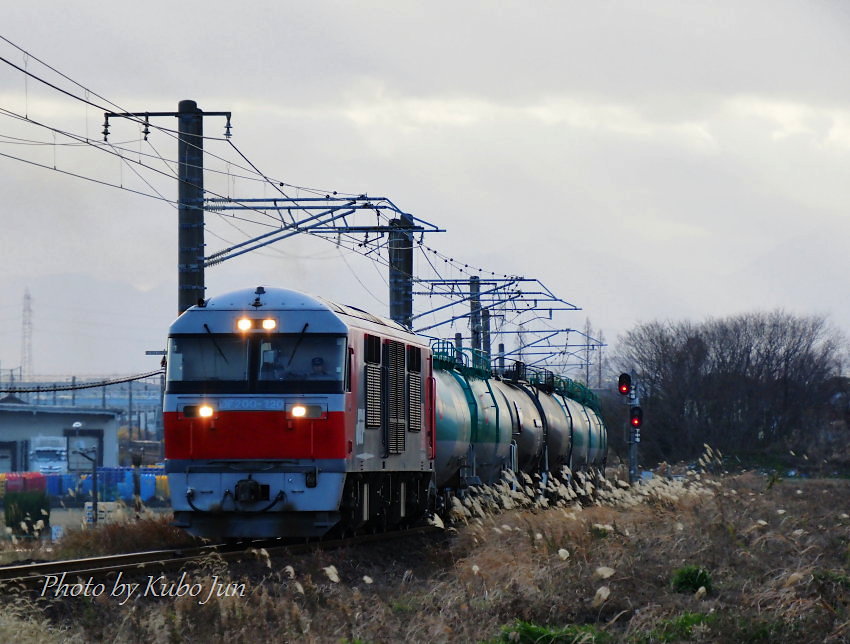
{"left": 164, "top": 286, "right": 352, "bottom": 538}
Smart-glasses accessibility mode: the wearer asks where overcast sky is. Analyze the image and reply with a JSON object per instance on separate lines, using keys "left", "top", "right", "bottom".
{"left": 1, "top": 1, "right": 849, "bottom": 377}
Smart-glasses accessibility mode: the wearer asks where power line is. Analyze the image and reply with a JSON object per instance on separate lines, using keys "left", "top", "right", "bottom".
{"left": 0, "top": 133, "right": 136, "bottom": 147}
{"left": 0, "top": 107, "right": 292, "bottom": 228}
{"left": 0, "top": 38, "right": 345, "bottom": 197}
{"left": 0, "top": 148, "right": 177, "bottom": 204}
{"left": 0, "top": 44, "right": 384, "bottom": 250}
{"left": 0, "top": 369, "right": 164, "bottom": 394}
{"left": 0, "top": 46, "right": 228, "bottom": 142}
{"left": 0, "top": 39, "right": 595, "bottom": 375}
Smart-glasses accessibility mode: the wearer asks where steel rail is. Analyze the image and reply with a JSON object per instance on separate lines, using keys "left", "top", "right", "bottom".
{"left": 0, "top": 525, "right": 441, "bottom": 587}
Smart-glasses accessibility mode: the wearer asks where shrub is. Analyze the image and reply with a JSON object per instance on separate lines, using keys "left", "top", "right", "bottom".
{"left": 671, "top": 565, "right": 712, "bottom": 594}
{"left": 53, "top": 514, "right": 198, "bottom": 558}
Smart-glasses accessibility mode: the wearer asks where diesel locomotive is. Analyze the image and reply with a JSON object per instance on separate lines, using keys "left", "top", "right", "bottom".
{"left": 164, "top": 286, "right": 606, "bottom": 539}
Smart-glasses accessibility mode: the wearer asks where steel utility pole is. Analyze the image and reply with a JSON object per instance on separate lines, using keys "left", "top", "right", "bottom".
{"left": 177, "top": 100, "right": 205, "bottom": 314}
{"left": 388, "top": 215, "right": 414, "bottom": 327}
{"left": 103, "top": 100, "right": 232, "bottom": 314}
{"left": 470, "top": 276, "right": 482, "bottom": 351}
{"left": 21, "top": 289, "right": 32, "bottom": 380}
{"left": 482, "top": 309, "right": 491, "bottom": 359}
{"left": 628, "top": 387, "right": 640, "bottom": 484}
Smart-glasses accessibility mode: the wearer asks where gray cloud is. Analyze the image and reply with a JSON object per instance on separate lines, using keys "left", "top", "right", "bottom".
{"left": 1, "top": 1, "right": 849, "bottom": 375}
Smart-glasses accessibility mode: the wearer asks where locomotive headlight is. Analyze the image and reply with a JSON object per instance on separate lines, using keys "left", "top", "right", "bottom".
{"left": 237, "top": 318, "right": 252, "bottom": 331}
{"left": 262, "top": 318, "right": 277, "bottom": 330}
{"left": 286, "top": 403, "right": 325, "bottom": 419}
{"left": 182, "top": 404, "right": 216, "bottom": 419}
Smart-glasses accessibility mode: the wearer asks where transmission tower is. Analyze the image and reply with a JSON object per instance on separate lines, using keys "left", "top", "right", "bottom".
{"left": 21, "top": 288, "right": 33, "bottom": 380}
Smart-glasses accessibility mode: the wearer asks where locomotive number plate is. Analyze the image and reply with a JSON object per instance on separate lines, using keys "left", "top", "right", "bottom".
{"left": 219, "top": 398, "right": 286, "bottom": 411}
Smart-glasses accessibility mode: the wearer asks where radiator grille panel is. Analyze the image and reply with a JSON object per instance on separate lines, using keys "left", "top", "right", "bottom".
{"left": 408, "top": 372, "right": 422, "bottom": 432}
{"left": 387, "top": 340, "right": 406, "bottom": 453}
{"left": 365, "top": 363, "right": 382, "bottom": 427}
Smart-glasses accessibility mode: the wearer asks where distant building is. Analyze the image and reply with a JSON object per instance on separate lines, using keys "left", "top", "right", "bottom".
{"left": 0, "top": 395, "right": 119, "bottom": 473}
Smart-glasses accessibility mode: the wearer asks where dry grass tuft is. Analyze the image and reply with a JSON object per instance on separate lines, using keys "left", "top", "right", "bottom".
{"left": 52, "top": 511, "right": 200, "bottom": 559}
{"left": 0, "top": 600, "right": 68, "bottom": 643}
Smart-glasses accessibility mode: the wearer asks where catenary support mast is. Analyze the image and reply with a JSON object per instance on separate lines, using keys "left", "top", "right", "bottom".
{"left": 103, "top": 99, "right": 232, "bottom": 314}
{"left": 177, "top": 100, "right": 205, "bottom": 314}
{"left": 388, "top": 215, "right": 414, "bottom": 328}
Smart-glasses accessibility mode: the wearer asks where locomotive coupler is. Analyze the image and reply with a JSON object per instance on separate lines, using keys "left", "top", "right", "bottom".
{"left": 235, "top": 477, "right": 270, "bottom": 503}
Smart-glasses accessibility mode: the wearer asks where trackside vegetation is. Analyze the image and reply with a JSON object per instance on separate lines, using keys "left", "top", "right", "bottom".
{"left": 3, "top": 460, "right": 850, "bottom": 641}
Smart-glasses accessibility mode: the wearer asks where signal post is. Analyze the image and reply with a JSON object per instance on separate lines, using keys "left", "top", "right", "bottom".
{"left": 618, "top": 373, "right": 643, "bottom": 484}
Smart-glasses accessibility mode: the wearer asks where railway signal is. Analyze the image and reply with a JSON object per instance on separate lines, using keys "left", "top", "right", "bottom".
{"left": 630, "top": 406, "right": 643, "bottom": 428}
{"left": 617, "top": 372, "right": 642, "bottom": 485}
{"left": 618, "top": 372, "right": 631, "bottom": 395}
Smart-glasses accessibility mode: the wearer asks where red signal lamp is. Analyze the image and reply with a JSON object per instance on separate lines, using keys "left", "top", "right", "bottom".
{"left": 630, "top": 406, "right": 643, "bottom": 428}
{"left": 618, "top": 373, "right": 632, "bottom": 395}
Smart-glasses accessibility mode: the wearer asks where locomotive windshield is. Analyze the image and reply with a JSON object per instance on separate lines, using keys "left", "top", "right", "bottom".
{"left": 166, "top": 336, "right": 249, "bottom": 383}
{"left": 166, "top": 334, "right": 347, "bottom": 394}
{"left": 257, "top": 335, "right": 346, "bottom": 385}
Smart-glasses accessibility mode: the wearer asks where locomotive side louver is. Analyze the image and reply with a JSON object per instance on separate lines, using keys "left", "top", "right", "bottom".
{"left": 388, "top": 340, "right": 406, "bottom": 453}
{"left": 408, "top": 372, "right": 422, "bottom": 432}
{"left": 365, "top": 363, "right": 382, "bottom": 427}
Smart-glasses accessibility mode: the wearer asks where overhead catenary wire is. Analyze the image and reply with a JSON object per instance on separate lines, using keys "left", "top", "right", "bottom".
{"left": 0, "top": 370, "right": 164, "bottom": 394}
{"left": 0, "top": 36, "right": 358, "bottom": 200}
{"left": 0, "top": 148, "right": 178, "bottom": 205}
{"left": 0, "top": 37, "right": 594, "bottom": 376}
{"left": 1, "top": 106, "right": 373, "bottom": 257}
{"left": 0, "top": 106, "right": 299, "bottom": 228}
{"left": 0, "top": 50, "right": 228, "bottom": 142}
{"left": 1, "top": 115, "right": 575, "bottom": 344}
{"left": 0, "top": 44, "right": 414, "bottom": 253}
{"left": 0, "top": 131, "right": 281, "bottom": 186}
{"left": 0, "top": 133, "right": 137, "bottom": 147}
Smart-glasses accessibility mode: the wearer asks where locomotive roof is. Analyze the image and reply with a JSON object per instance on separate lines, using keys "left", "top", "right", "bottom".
{"left": 199, "top": 286, "right": 332, "bottom": 312}
{"left": 170, "top": 286, "right": 418, "bottom": 340}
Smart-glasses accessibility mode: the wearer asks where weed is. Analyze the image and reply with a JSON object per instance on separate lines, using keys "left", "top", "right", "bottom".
{"left": 765, "top": 470, "right": 782, "bottom": 490}
{"left": 723, "top": 616, "right": 787, "bottom": 643}
{"left": 493, "top": 620, "right": 611, "bottom": 643}
{"left": 390, "top": 600, "right": 415, "bottom": 615}
{"left": 633, "top": 612, "right": 716, "bottom": 643}
{"left": 670, "top": 565, "right": 712, "bottom": 594}
{"left": 814, "top": 569, "right": 850, "bottom": 590}
{"left": 590, "top": 523, "right": 613, "bottom": 539}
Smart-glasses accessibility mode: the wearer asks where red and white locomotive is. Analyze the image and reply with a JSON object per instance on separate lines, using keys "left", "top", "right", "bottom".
{"left": 165, "top": 286, "right": 434, "bottom": 538}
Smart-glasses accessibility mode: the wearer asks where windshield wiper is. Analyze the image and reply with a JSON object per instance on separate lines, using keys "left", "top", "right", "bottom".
{"left": 287, "top": 322, "right": 310, "bottom": 367}
{"left": 204, "top": 323, "right": 229, "bottom": 363}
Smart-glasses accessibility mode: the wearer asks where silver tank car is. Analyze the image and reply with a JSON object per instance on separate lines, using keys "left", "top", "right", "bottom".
{"left": 431, "top": 344, "right": 606, "bottom": 490}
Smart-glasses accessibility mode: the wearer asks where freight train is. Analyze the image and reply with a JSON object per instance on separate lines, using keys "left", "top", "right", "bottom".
{"left": 164, "top": 286, "right": 607, "bottom": 539}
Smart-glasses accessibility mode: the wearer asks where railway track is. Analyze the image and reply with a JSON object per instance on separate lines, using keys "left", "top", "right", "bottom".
{"left": 0, "top": 525, "right": 440, "bottom": 588}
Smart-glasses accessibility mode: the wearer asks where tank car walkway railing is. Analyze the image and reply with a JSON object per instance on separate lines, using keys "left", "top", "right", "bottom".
{"left": 430, "top": 341, "right": 490, "bottom": 379}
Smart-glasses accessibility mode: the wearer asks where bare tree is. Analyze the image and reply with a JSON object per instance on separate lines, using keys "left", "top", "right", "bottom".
{"left": 614, "top": 311, "right": 844, "bottom": 463}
